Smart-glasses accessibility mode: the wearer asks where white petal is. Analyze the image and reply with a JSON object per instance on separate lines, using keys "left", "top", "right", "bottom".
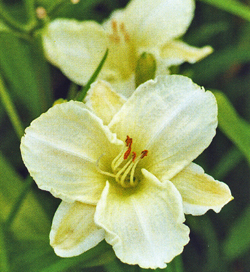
{"left": 95, "top": 169, "right": 190, "bottom": 269}
{"left": 21, "top": 101, "right": 123, "bottom": 204}
{"left": 160, "top": 40, "right": 213, "bottom": 66}
{"left": 109, "top": 75, "right": 218, "bottom": 180}
{"left": 84, "top": 80, "right": 126, "bottom": 125}
{"left": 50, "top": 201, "right": 105, "bottom": 257}
{"left": 109, "top": 74, "right": 136, "bottom": 97}
{"left": 120, "top": 0, "right": 195, "bottom": 47}
{"left": 42, "top": 19, "right": 108, "bottom": 85}
{"left": 171, "top": 163, "right": 233, "bottom": 215}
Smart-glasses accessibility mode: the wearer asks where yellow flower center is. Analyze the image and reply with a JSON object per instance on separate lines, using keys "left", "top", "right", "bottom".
{"left": 97, "top": 136, "right": 148, "bottom": 188}
{"left": 106, "top": 20, "right": 137, "bottom": 81}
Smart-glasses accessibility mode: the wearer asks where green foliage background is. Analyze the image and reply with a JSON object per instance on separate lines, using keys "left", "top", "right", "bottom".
{"left": 1, "top": 0, "right": 250, "bottom": 271}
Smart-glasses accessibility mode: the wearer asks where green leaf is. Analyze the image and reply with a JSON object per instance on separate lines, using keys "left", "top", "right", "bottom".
{"left": 0, "top": 224, "right": 10, "bottom": 272}
{"left": 213, "top": 91, "right": 250, "bottom": 164}
{"left": 40, "top": 241, "right": 113, "bottom": 272}
{"left": 210, "top": 147, "right": 243, "bottom": 180}
{"left": 198, "top": 0, "right": 250, "bottom": 22}
{"left": 223, "top": 205, "right": 250, "bottom": 260}
{"left": 0, "top": 32, "right": 52, "bottom": 119}
{"left": 104, "top": 258, "right": 137, "bottom": 272}
{"left": 0, "top": 75, "right": 24, "bottom": 139}
{"left": 0, "top": 151, "right": 50, "bottom": 238}
{"left": 76, "top": 49, "right": 109, "bottom": 101}
{"left": 193, "top": 46, "right": 250, "bottom": 84}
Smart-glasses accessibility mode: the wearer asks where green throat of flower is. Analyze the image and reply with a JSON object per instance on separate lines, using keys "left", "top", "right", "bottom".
{"left": 107, "top": 20, "right": 137, "bottom": 81}
{"left": 97, "top": 136, "right": 148, "bottom": 188}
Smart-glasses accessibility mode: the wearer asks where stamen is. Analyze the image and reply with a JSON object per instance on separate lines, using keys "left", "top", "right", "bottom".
{"left": 112, "top": 20, "right": 118, "bottom": 33}
{"left": 140, "top": 150, "right": 148, "bottom": 159}
{"left": 125, "top": 135, "right": 132, "bottom": 147}
{"left": 124, "top": 135, "right": 132, "bottom": 159}
{"left": 96, "top": 154, "right": 116, "bottom": 178}
{"left": 129, "top": 151, "right": 148, "bottom": 186}
{"left": 132, "top": 152, "right": 136, "bottom": 162}
{"left": 112, "top": 136, "right": 133, "bottom": 171}
{"left": 111, "top": 148, "right": 124, "bottom": 171}
{"left": 109, "top": 20, "right": 120, "bottom": 43}
{"left": 120, "top": 22, "right": 130, "bottom": 42}
{"left": 115, "top": 158, "right": 133, "bottom": 183}
{"left": 97, "top": 136, "right": 148, "bottom": 188}
{"left": 130, "top": 158, "right": 140, "bottom": 186}
{"left": 120, "top": 159, "right": 135, "bottom": 187}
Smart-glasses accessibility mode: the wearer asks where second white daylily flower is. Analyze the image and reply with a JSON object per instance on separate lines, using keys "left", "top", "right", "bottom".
{"left": 20, "top": 75, "right": 232, "bottom": 269}
{"left": 42, "top": 0, "right": 213, "bottom": 96}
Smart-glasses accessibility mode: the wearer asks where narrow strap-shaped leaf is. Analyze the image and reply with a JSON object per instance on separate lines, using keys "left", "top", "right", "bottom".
{"left": 76, "top": 49, "right": 109, "bottom": 101}
{"left": 213, "top": 91, "right": 250, "bottom": 164}
{"left": 198, "top": 0, "right": 250, "bottom": 22}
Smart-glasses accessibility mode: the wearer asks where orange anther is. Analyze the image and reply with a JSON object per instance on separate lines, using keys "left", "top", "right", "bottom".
{"left": 132, "top": 152, "right": 137, "bottom": 162}
{"left": 120, "top": 22, "right": 130, "bottom": 42}
{"left": 140, "top": 150, "right": 148, "bottom": 159}
{"left": 124, "top": 136, "right": 133, "bottom": 159}
{"left": 124, "top": 146, "right": 131, "bottom": 160}
{"left": 125, "top": 135, "right": 133, "bottom": 147}
{"left": 112, "top": 20, "right": 118, "bottom": 33}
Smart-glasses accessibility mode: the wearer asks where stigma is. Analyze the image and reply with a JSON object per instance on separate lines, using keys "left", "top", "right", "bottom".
{"left": 97, "top": 136, "right": 148, "bottom": 188}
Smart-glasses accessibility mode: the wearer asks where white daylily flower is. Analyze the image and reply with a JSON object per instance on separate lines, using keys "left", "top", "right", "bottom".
{"left": 42, "top": 0, "right": 213, "bottom": 97}
{"left": 20, "top": 75, "right": 232, "bottom": 269}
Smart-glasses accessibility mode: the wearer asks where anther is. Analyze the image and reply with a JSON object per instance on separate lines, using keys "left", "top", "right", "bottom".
{"left": 112, "top": 20, "right": 118, "bottom": 33}
{"left": 109, "top": 20, "right": 120, "bottom": 43}
{"left": 124, "top": 136, "right": 132, "bottom": 159}
{"left": 120, "top": 22, "right": 130, "bottom": 42}
{"left": 140, "top": 150, "right": 148, "bottom": 159}
{"left": 132, "top": 152, "right": 136, "bottom": 162}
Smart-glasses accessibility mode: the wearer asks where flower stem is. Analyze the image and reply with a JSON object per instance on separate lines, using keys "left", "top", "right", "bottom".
{"left": 76, "top": 49, "right": 109, "bottom": 101}
{"left": 0, "top": 76, "right": 24, "bottom": 139}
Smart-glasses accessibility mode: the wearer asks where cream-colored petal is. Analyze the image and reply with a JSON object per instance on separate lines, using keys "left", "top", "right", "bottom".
{"left": 160, "top": 40, "right": 213, "bottom": 66}
{"left": 119, "top": 0, "right": 195, "bottom": 48}
{"left": 109, "top": 74, "right": 136, "bottom": 97}
{"left": 50, "top": 201, "right": 105, "bottom": 257}
{"left": 95, "top": 169, "right": 190, "bottom": 269}
{"left": 42, "top": 19, "right": 108, "bottom": 85}
{"left": 84, "top": 80, "right": 126, "bottom": 125}
{"left": 171, "top": 163, "right": 233, "bottom": 215}
{"left": 109, "top": 75, "right": 217, "bottom": 180}
{"left": 21, "top": 101, "right": 123, "bottom": 204}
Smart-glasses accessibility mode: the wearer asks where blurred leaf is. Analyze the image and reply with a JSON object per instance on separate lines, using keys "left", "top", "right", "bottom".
{"left": 0, "top": 20, "right": 11, "bottom": 32}
{"left": 8, "top": 236, "right": 59, "bottom": 272}
{"left": 82, "top": 249, "right": 115, "bottom": 268}
{"left": 185, "top": 21, "right": 230, "bottom": 46}
{"left": 210, "top": 147, "right": 243, "bottom": 180}
{"left": 40, "top": 241, "right": 113, "bottom": 272}
{"left": 0, "top": 32, "right": 52, "bottom": 119}
{"left": 104, "top": 258, "right": 138, "bottom": 272}
{"left": 213, "top": 91, "right": 250, "bottom": 164}
{"left": 0, "top": 75, "right": 24, "bottom": 139}
{"left": 223, "top": 205, "right": 250, "bottom": 260}
{"left": 0, "top": 151, "right": 50, "bottom": 239}
{"left": 192, "top": 46, "right": 250, "bottom": 84}
{"left": 39, "top": 0, "right": 104, "bottom": 21}
{"left": 0, "top": 224, "right": 10, "bottom": 272}
{"left": 198, "top": 0, "right": 250, "bottom": 21}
